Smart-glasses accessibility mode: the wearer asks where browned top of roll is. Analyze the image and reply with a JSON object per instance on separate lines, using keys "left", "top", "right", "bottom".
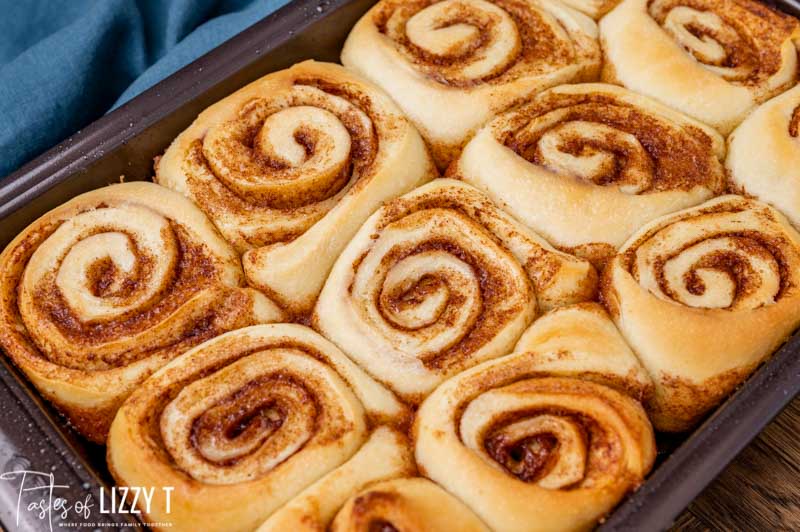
{"left": 498, "top": 89, "right": 725, "bottom": 194}
{"left": 372, "top": 0, "right": 584, "bottom": 87}
{"left": 647, "top": 0, "right": 799, "bottom": 86}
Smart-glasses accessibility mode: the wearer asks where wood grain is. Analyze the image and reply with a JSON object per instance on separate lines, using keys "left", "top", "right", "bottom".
{"left": 672, "top": 396, "right": 800, "bottom": 531}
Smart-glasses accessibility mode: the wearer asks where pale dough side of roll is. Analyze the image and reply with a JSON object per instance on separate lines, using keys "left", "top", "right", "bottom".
{"left": 727, "top": 84, "right": 800, "bottom": 228}
{"left": 512, "top": 302, "right": 654, "bottom": 401}
{"left": 257, "top": 427, "right": 415, "bottom": 531}
{"left": 330, "top": 478, "right": 490, "bottom": 532}
{"left": 560, "top": 0, "right": 622, "bottom": 18}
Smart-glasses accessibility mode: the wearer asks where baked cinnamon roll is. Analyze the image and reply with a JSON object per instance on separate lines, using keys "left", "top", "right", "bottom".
{"left": 0, "top": 182, "right": 283, "bottom": 442}
{"left": 449, "top": 83, "right": 726, "bottom": 264}
{"left": 156, "top": 60, "right": 435, "bottom": 315}
{"left": 600, "top": 0, "right": 800, "bottom": 134}
{"left": 107, "top": 324, "right": 409, "bottom": 532}
{"left": 414, "top": 303, "right": 656, "bottom": 531}
{"left": 727, "top": 84, "right": 800, "bottom": 228}
{"left": 258, "top": 427, "right": 415, "bottom": 532}
{"left": 314, "top": 179, "right": 597, "bottom": 402}
{"left": 329, "top": 478, "right": 489, "bottom": 532}
{"left": 602, "top": 195, "right": 800, "bottom": 431}
{"left": 341, "top": 0, "right": 601, "bottom": 168}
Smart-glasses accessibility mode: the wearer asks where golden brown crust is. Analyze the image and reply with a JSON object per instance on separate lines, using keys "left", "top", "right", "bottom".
{"left": 727, "top": 84, "right": 800, "bottom": 229}
{"left": 602, "top": 195, "right": 800, "bottom": 431}
{"left": 0, "top": 182, "right": 283, "bottom": 442}
{"left": 600, "top": 0, "right": 800, "bottom": 133}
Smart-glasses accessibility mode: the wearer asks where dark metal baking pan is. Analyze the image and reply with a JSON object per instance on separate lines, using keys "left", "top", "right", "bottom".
{"left": 1, "top": 0, "right": 798, "bottom": 529}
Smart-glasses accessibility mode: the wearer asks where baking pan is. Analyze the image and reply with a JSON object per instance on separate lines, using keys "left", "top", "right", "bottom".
{"left": 1, "top": 0, "right": 799, "bottom": 529}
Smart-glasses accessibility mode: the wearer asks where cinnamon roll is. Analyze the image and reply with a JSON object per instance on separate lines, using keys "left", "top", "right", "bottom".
{"left": 414, "top": 303, "right": 656, "bottom": 531}
{"left": 107, "top": 324, "right": 409, "bottom": 532}
{"left": 727, "top": 84, "right": 800, "bottom": 228}
{"left": 449, "top": 83, "right": 726, "bottom": 264}
{"left": 313, "top": 179, "right": 597, "bottom": 402}
{"left": 330, "top": 478, "right": 489, "bottom": 532}
{"left": 0, "top": 182, "right": 283, "bottom": 443}
{"left": 258, "top": 427, "right": 415, "bottom": 532}
{"left": 602, "top": 195, "right": 800, "bottom": 431}
{"left": 341, "top": 0, "right": 601, "bottom": 168}
{"left": 600, "top": 0, "right": 800, "bottom": 134}
{"left": 156, "top": 60, "right": 435, "bottom": 315}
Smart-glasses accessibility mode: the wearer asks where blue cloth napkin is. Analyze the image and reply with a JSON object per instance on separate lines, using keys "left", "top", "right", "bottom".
{"left": 0, "top": 0, "right": 290, "bottom": 179}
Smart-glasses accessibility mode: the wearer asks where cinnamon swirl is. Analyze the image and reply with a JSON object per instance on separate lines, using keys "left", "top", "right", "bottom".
{"left": 449, "top": 83, "right": 726, "bottom": 264}
{"left": 414, "top": 303, "right": 656, "bottom": 531}
{"left": 600, "top": 0, "right": 800, "bottom": 134}
{"left": 330, "top": 478, "right": 489, "bottom": 532}
{"left": 727, "top": 84, "right": 800, "bottom": 228}
{"left": 107, "top": 324, "right": 409, "bottom": 532}
{"left": 313, "top": 179, "right": 597, "bottom": 402}
{"left": 156, "top": 60, "right": 435, "bottom": 315}
{"left": 341, "top": 0, "right": 601, "bottom": 168}
{"left": 602, "top": 195, "right": 800, "bottom": 431}
{"left": 0, "top": 182, "right": 283, "bottom": 442}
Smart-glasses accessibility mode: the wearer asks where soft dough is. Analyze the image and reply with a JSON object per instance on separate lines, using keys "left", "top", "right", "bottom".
{"left": 0, "top": 182, "right": 283, "bottom": 442}
{"left": 257, "top": 427, "right": 416, "bottom": 532}
{"left": 107, "top": 324, "right": 409, "bottom": 532}
{"left": 156, "top": 60, "right": 435, "bottom": 315}
{"left": 414, "top": 303, "right": 655, "bottom": 532}
{"left": 330, "top": 478, "right": 489, "bottom": 532}
{"left": 602, "top": 195, "right": 800, "bottom": 431}
{"left": 313, "top": 179, "right": 597, "bottom": 402}
{"left": 600, "top": 0, "right": 800, "bottom": 134}
{"left": 342, "top": 0, "right": 601, "bottom": 168}
{"left": 727, "top": 84, "right": 800, "bottom": 228}
{"left": 450, "top": 83, "right": 726, "bottom": 264}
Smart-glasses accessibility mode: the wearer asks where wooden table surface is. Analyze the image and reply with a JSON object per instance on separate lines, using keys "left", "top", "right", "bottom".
{"left": 670, "top": 396, "right": 800, "bottom": 531}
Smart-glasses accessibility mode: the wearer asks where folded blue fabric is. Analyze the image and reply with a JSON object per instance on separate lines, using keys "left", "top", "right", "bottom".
{"left": 0, "top": 0, "right": 290, "bottom": 179}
